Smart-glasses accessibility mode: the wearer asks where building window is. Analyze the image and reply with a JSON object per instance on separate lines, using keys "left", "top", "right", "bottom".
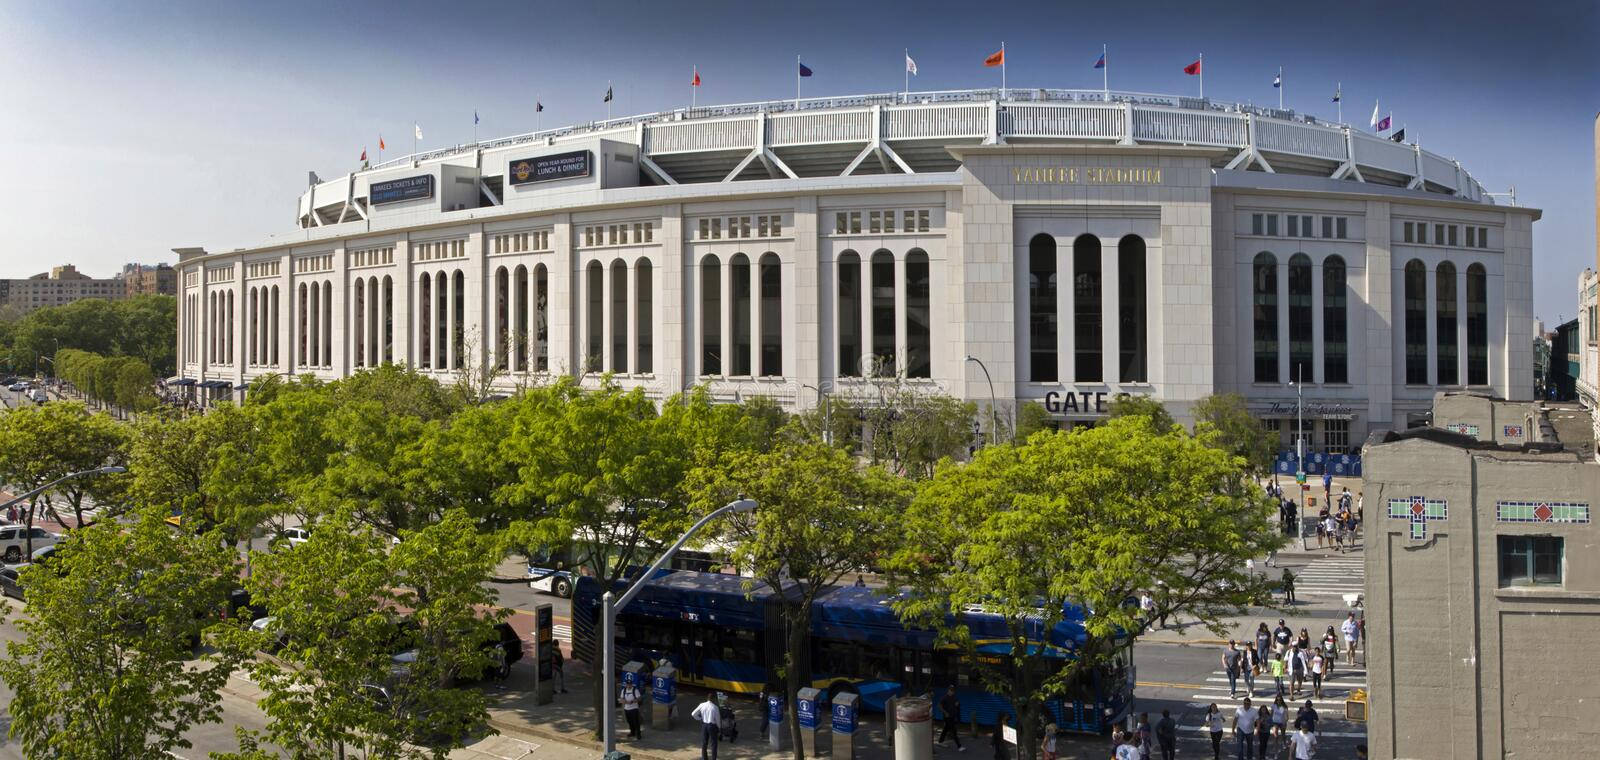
{"left": 868, "top": 211, "right": 881, "bottom": 234}
{"left": 1404, "top": 260, "right": 1428, "bottom": 384}
{"left": 712, "top": 218, "right": 722, "bottom": 239}
{"left": 1287, "top": 215, "right": 1298, "bottom": 238}
{"left": 1323, "top": 256, "right": 1348, "bottom": 384}
{"left": 758, "top": 254, "right": 781, "bottom": 377}
{"left": 1265, "top": 215, "right": 1278, "bottom": 237}
{"left": 1253, "top": 252, "right": 1279, "bottom": 383}
{"left": 870, "top": 250, "right": 895, "bottom": 376}
{"left": 1448, "top": 225, "right": 1458, "bottom": 247}
{"left": 1288, "top": 254, "right": 1313, "bottom": 382}
{"left": 701, "top": 219, "right": 711, "bottom": 239}
{"left": 903, "top": 210, "right": 916, "bottom": 232}
{"left": 610, "top": 260, "right": 628, "bottom": 373}
{"left": 1467, "top": 263, "right": 1488, "bottom": 385}
{"left": 917, "top": 210, "right": 929, "bottom": 232}
{"left": 636, "top": 259, "right": 653, "bottom": 374}
{"left": 1321, "top": 216, "right": 1333, "bottom": 239}
{"left": 838, "top": 251, "right": 862, "bottom": 377}
{"left": 1290, "top": 417, "right": 1312, "bottom": 453}
{"left": 1498, "top": 535, "right": 1562, "bottom": 586}
{"left": 1478, "top": 227, "right": 1489, "bottom": 248}
{"left": 835, "top": 213, "right": 847, "bottom": 235}
{"left": 905, "top": 250, "right": 931, "bottom": 379}
{"left": 1119, "top": 235, "right": 1147, "bottom": 383}
{"left": 700, "top": 255, "right": 720, "bottom": 375}
{"left": 1465, "top": 227, "right": 1476, "bottom": 248}
{"left": 1434, "top": 224, "right": 1445, "bottom": 246}
{"left": 1073, "top": 234, "right": 1102, "bottom": 382}
{"left": 585, "top": 261, "right": 603, "bottom": 372}
{"left": 1252, "top": 214, "right": 1264, "bottom": 236}
{"left": 1403, "top": 222, "right": 1414, "bottom": 243}
{"left": 1028, "top": 234, "right": 1057, "bottom": 382}
{"left": 850, "top": 212, "right": 862, "bottom": 234}
{"left": 1336, "top": 217, "right": 1348, "bottom": 239}
{"left": 1323, "top": 419, "right": 1350, "bottom": 453}
{"left": 1437, "top": 261, "right": 1458, "bottom": 385}
{"left": 730, "top": 254, "right": 752, "bottom": 375}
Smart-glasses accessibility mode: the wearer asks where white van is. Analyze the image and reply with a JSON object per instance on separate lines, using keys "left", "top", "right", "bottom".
{"left": 0, "top": 526, "right": 58, "bottom": 564}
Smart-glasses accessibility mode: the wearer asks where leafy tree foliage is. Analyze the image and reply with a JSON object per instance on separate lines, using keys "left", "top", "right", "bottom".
{"left": 56, "top": 348, "right": 160, "bottom": 413}
{"left": 886, "top": 416, "right": 1281, "bottom": 759}
{"left": 689, "top": 440, "right": 910, "bottom": 760}
{"left": 1193, "top": 392, "right": 1277, "bottom": 473}
{"left": 0, "top": 508, "right": 243, "bottom": 759}
{"left": 2, "top": 295, "right": 176, "bottom": 378}
{"left": 1104, "top": 394, "right": 1177, "bottom": 432}
{"left": 0, "top": 401, "right": 127, "bottom": 534}
{"left": 1013, "top": 401, "right": 1053, "bottom": 442}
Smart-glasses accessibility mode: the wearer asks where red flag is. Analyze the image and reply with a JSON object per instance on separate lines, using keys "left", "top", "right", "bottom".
{"left": 379, "top": 135, "right": 386, "bottom": 150}
{"left": 984, "top": 48, "right": 1005, "bottom": 67}
{"left": 1183, "top": 58, "right": 1202, "bottom": 75}
{"left": 692, "top": 68, "right": 701, "bottom": 87}
{"left": 360, "top": 149, "right": 367, "bottom": 161}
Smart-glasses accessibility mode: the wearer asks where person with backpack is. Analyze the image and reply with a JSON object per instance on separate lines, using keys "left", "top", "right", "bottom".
{"left": 938, "top": 686, "right": 964, "bottom": 750}
{"left": 1155, "top": 709, "right": 1177, "bottom": 760}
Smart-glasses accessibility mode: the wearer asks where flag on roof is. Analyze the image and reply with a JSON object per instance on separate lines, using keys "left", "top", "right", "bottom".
{"left": 692, "top": 67, "right": 701, "bottom": 87}
{"left": 360, "top": 148, "right": 367, "bottom": 161}
{"left": 1376, "top": 113, "right": 1391, "bottom": 131}
{"left": 1093, "top": 52, "right": 1105, "bottom": 69}
{"left": 535, "top": 102, "right": 543, "bottom": 112}
{"left": 1273, "top": 73, "right": 1281, "bottom": 88}
{"left": 1332, "top": 85, "right": 1341, "bottom": 103}
{"left": 1183, "top": 58, "right": 1202, "bottom": 75}
{"left": 985, "top": 48, "right": 1005, "bottom": 67}
{"left": 379, "top": 135, "right": 386, "bottom": 150}
{"left": 414, "top": 124, "right": 422, "bottom": 140}
{"left": 1369, "top": 100, "right": 1380, "bottom": 128}
{"left": 798, "top": 60, "right": 813, "bottom": 77}
{"left": 1390, "top": 127, "right": 1406, "bottom": 143}
{"left": 906, "top": 53, "right": 918, "bottom": 75}
{"left": 604, "top": 85, "right": 613, "bottom": 102}
{"left": 474, "top": 110, "right": 479, "bottom": 125}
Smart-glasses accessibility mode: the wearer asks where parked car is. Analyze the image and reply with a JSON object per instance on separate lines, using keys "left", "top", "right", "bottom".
{"left": 388, "top": 620, "right": 524, "bottom": 684}
{"left": 7, "top": 382, "right": 27, "bottom": 392}
{"left": 0, "top": 526, "right": 58, "bottom": 564}
{"left": 0, "top": 565, "right": 25, "bottom": 600}
{"left": 27, "top": 389, "right": 47, "bottom": 404}
{"left": 272, "top": 527, "right": 311, "bottom": 549}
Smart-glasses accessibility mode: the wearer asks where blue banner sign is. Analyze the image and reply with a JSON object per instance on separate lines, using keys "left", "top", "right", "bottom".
{"left": 652, "top": 674, "right": 675, "bottom": 704}
{"left": 370, "top": 174, "right": 434, "bottom": 205}
{"left": 508, "top": 150, "right": 592, "bottom": 186}
{"left": 798, "top": 696, "right": 818, "bottom": 729}
{"left": 832, "top": 701, "right": 857, "bottom": 734}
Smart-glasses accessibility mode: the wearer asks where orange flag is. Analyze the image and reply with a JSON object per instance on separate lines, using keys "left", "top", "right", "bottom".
{"left": 379, "top": 135, "right": 386, "bottom": 150}
{"left": 984, "top": 48, "right": 1005, "bottom": 67}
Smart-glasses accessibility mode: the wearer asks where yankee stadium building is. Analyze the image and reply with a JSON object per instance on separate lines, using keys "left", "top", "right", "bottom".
{"left": 174, "top": 88, "right": 1539, "bottom": 452}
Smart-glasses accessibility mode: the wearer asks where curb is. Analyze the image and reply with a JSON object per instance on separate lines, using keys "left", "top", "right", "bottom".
{"left": 486, "top": 716, "right": 681, "bottom": 760}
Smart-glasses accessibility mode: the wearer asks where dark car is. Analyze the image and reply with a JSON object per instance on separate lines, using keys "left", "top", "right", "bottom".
{"left": 0, "top": 566, "right": 24, "bottom": 600}
{"left": 389, "top": 620, "right": 524, "bottom": 684}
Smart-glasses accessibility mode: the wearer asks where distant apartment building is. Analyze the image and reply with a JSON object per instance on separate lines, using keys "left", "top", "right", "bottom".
{"left": 1364, "top": 392, "right": 1599, "bottom": 758}
{"left": 120, "top": 262, "right": 178, "bottom": 298}
{"left": 1580, "top": 268, "right": 1598, "bottom": 451}
{"left": 0, "top": 265, "right": 124, "bottom": 315}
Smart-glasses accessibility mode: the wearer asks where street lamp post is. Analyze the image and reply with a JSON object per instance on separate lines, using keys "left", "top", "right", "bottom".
{"left": 964, "top": 356, "right": 998, "bottom": 446}
{"left": 1291, "top": 365, "right": 1308, "bottom": 551}
{"left": 800, "top": 383, "right": 831, "bottom": 445}
{"left": 601, "top": 498, "right": 757, "bottom": 754}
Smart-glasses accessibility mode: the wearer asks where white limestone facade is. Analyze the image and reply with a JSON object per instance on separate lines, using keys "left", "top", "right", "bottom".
{"left": 174, "top": 90, "right": 1540, "bottom": 450}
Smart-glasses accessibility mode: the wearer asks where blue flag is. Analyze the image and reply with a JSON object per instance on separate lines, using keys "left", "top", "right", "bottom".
{"left": 1093, "top": 53, "right": 1105, "bottom": 69}
{"left": 474, "top": 110, "right": 479, "bottom": 125}
{"left": 798, "top": 61, "right": 813, "bottom": 77}
{"left": 1273, "top": 74, "right": 1281, "bottom": 88}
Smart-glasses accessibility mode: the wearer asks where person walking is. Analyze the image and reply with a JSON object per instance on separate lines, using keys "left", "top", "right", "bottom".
{"left": 551, "top": 646, "right": 569, "bottom": 693}
{"left": 1294, "top": 700, "right": 1319, "bottom": 736}
{"left": 1269, "top": 653, "right": 1287, "bottom": 698}
{"left": 1040, "top": 724, "right": 1057, "bottom": 760}
{"left": 1155, "top": 709, "right": 1177, "bottom": 760}
{"left": 1287, "top": 646, "right": 1306, "bottom": 699}
{"left": 1323, "top": 513, "right": 1339, "bottom": 552}
{"left": 993, "top": 714, "right": 1011, "bottom": 760}
{"left": 1205, "top": 703, "right": 1225, "bottom": 760}
{"left": 1231, "top": 697, "right": 1257, "bottom": 760}
{"left": 1309, "top": 649, "right": 1326, "bottom": 699}
{"left": 757, "top": 687, "right": 770, "bottom": 738}
{"left": 620, "top": 677, "right": 644, "bottom": 739}
{"left": 1140, "top": 591, "right": 1156, "bottom": 629}
{"left": 1137, "top": 713, "right": 1152, "bottom": 760}
{"left": 1222, "top": 641, "right": 1244, "bottom": 698}
{"left": 1254, "top": 623, "right": 1272, "bottom": 663}
{"left": 1272, "top": 620, "right": 1293, "bottom": 656}
{"left": 938, "top": 686, "right": 964, "bottom": 750}
{"left": 1271, "top": 695, "right": 1288, "bottom": 739}
{"left": 1321, "top": 626, "right": 1339, "bottom": 679}
{"left": 1241, "top": 642, "right": 1258, "bottom": 696}
{"left": 1281, "top": 568, "right": 1296, "bottom": 605}
{"left": 692, "top": 693, "right": 722, "bottom": 760}
{"left": 1342, "top": 612, "right": 1362, "bottom": 666}
{"left": 1288, "top": 724, "right": 1318, "bottom": 760}
{"left": 1113, "top": 729, "right": 1139, "bottom": 760}
{"left": 1254, "top": 705, "right": 1272, "bottom": 760}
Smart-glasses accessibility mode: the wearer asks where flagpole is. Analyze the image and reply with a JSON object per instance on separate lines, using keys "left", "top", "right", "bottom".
{"left": 692, "top": 67, "right": 697, "bottom": 111}
{"left": 1336, "top": 83, "right": 1342, "bottom": 124}
{"left": 1198, "top": 53, "right": 1204, "bottom": 100}
{"left": 1102, "top": 43, "right": 1108, "bottom": 96}
{"left": 796, "top": 54, "right": 801, "bottom": 109}
{"left": 1001, "top": 41, "right": 1006, "bottom": 99}
{"left": 607, "top": 81, "right": 612, "bottom": 121}
{"left": 1277, "top": 67, "right": 1283, "bottom": 110}
{"left": 904, "top": 49, "right": 909, "bottom": 102}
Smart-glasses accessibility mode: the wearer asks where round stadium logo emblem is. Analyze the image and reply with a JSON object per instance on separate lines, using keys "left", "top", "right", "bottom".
{"left": 514, "top": 161, "right": 532, "bottom": 182}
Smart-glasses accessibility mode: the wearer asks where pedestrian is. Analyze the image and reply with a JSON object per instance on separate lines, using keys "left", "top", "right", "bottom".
{"left": 1294, "top": 700, "right": 1319, "bottom": 737}
{"left": 1269, "top": 653, "right": 1286, "bottom": 698}
{"left": 1155, "top": 708, "right": 1177, "bottom": 760}
{"left": 757, "top": 687, "right": 770, "bottom": 738}
{"left": 1281, "top": 568, "right": 1296, "bottom": 605}
{"left": 1254, "top": 705, "right": 1271, "bottom": 760}
{"left": 1137, "top": 713, "right": 1152, "bottom": 760}
{"left": 1271, "top": 695, "right": 1288, "bottom": 736}
{"left": 938, "top": 686, "right": 964, "bottom": 750}
{"left": 1288, "top": 646, "right": 1306, "bottom": 699}
{"left": 620, "top": 677, "right": 643, "bottom": 739}
{"left": 1310, "top": 649, "right": 1325, "bottom": 699}
{"left": 1321, "top": 626, "right": 1339, "bottom": 678}
{"left": 1040, "top": 723, "right": 1057, "bottom": 760}
{"left": 691, "top": 693, "right": 722, "bottom": 760}
{"left": 1323, "top": 514, "right": 1339, "bottom": 551}
{"left": 1289, "top": 724, "right": 1318, "bottom": 760}
{"left": 1205, "top": 704, "right": 1225, "bottom": 760}
{"left": 854, "top": 574, "right": 867, "bottom": 587}
{"left": 1342, "top": 612, "right": 1361, "bottom": 666}
{"left": 1245, "top": 557, "right": 1256, "bottom": 579}
{"left": 1222, "top": 640, "right": 1243, "bottom": 698}
{"left": 551, "top": 646, "right": 568, "bottom": 693}
{"left": 1254, "top": 623, "right": 1272, "bottom": 663}
{"left": 993, "top": 714, "right": 1011, "bottom": 760}
{"left": 1113, "top": 728, "right": 1139, "bottom": 760}
{"left": 1140, "top": 591, "right": 1156, "bottom": 628}
{"left": 1241, "top": 642, "right": 1258, "bottom": 696}
{"left": 1272, "top": 619, "right": 1293, "bottom": 656}
{"left": 1356, "top": 492, "right": 1365, "bottom": 530}
{"left": 1295, "top": 628, "right": 1311, "bottom": 651}
{"left": 1231, "top": 696, "right": 1257, "bottom": 760}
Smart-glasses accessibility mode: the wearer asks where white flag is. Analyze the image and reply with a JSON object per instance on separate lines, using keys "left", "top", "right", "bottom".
{"left": 1369, "top": 100, "right": 1379, "bottom": 129}
{"left": 906, "top": 53, "right": 918, "bottom": 75}
{"left": 414, "top": 123, "right": 423, "bottom": 140}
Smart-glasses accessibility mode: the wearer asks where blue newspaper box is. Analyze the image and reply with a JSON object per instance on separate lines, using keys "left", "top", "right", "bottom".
{"left": 622, "top": 661, "right": 646, "bottom": 688}
{"left": 650, "top": 664, "right": 676, "bottom": 731}
{"left": 767, "top": 693, "right": 785, "bottom": 749}
{"left": 832, "top": 692, "right": 860, "bottom": 760}
{"left": 797, "top": 687, "right": 824, "bottom": 756}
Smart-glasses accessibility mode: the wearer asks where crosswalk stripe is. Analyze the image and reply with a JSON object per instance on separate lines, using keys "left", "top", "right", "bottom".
{"left": 1187, "top": 695, "right": 1350, "bottom": 707}
{"left": 1181, "top": 725, "right": 1367, "bottom": 738}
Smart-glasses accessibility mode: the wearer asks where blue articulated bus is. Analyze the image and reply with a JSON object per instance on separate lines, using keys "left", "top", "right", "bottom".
{"left": 572, "top": 570, "right": 1134, "bottom": 733}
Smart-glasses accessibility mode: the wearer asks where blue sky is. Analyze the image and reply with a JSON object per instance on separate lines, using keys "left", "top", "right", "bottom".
{"left": 0, "top": 0, "right": 1593, "bottom": 324}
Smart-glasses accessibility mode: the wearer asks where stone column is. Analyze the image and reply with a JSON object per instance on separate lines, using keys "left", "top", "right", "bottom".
{"left": 1311, "top": 258, "right": 1325, "bottom": 385}
{"left": 1425, "top": 262, "right": 1438, "bottom": 386}
{"left": 1101, "top": 237, "right": 1120, "bottom": 384}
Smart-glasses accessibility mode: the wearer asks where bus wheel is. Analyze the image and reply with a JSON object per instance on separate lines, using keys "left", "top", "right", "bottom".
{"left": 554, "top": 578, "right": 572, "bottom": 598}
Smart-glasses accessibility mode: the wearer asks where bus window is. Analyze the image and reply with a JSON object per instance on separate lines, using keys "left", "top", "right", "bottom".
{"left": 815, "top": 640, "right": 856, "bottom": 677}
{"left": 860, "top": 649, "right": 893, "bottom": 681}
{"left": 719, "top": 628, "right": 762, "bottom": 664}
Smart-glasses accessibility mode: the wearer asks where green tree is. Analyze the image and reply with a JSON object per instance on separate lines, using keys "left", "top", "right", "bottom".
{"left": 689, "top": 440, "right": 910, "bottom": 760}
{"left": 0, "top": 402, "right": 128, "bottom": 551}
{"left": 1193, "top": 392, "right": 1277, "bottom": 473}
{"left": 886, "top": 416, "right": 1281, "bottom": 760}
{"left": 124, "top": 405, "right": 253, "bottom": 533}
{"left": 1013, "top": 401, "right": 1053, "bottom": 442}
{"left": 234, "top": 508, "right": 504, "bottom": 759}
{"left": 0, "top": 507, "right": 243, "bottom": 759}
{"left": 1104, "top": 394, "right": 1177, "bottom": 432}
{"left": 333, "top": 363, "right": 459, "bottom": 421}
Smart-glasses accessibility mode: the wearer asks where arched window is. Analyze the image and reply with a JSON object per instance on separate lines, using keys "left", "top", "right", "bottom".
{"left": 586, "top": 261, "right": 604, "bottom": 372}
{"left": 307, "top": 283, "right": 319, "bottom": 367}
{"left": 450, "top": 271, "right": 463, "bottom": 370}
{"left": 730, "top": 254, "right": 752, "bottom": 375}
{"left": 1322, "top": 256, "right": 1347, "bottom": 384}
{"left": 494, "top": 267, "right": 509, "bottom": 371}
{"left": 1253, "top": 252, "right": 1278, "bottom": 382}
{"left": 434, "top": 271, "right": 448, "bottom": 370}
{"left": 298, "top": 283, "right": 309, "bottom": 366}
{"left": 1404, "top": 260, "right": 1427, "bottom": 385}
{"left": 380, "top": 277, "right": 391, "bottom": 364}
{"left": 352, "top": 280, "right": 365, "bottom": 368}
{"left": 871, "top": 250, "right": 895, "bottom": 375}
{"left": 1073, "top": 235, "right": 1102, "bottom": 382}
{"left": 636, "top": 259, "right": 653, "bottom": 374}
{"left": 906, "top": 249, "right": 931, "bottom": 379}
{"left": 417, "top": 274, "right": 431, "bottom": 369}
{"left": 610, "top": 259, "right": 629, "bottom": 374}
{"left": 758, "top": 253, "right": 781, "bottom": 377}
{"left": 1288, "top": 253, "right": 1313, "bottom": 383}
{"left": 1027, "top": 234, "right": 1057, "bottom": 382}
{"left": 700, "top": 255, "right": 721, "bottom": 375}
{"left": 1467, "top": 263, "right": 1488, "bottom": 385}
{"left": 514, "top": 265, "right": 528, "bottom": 371}
{"left": 368, "top": 276, "right": 379, "bottom": 367}
{"left": 838, "top": 251, "right": 862, "bottom": 377}
{"left": 321, "top": 281, "right": 332, "bottom": 367}
{"left": 1118, "top": 235, "right": 1147, "bottom": 383}
{"left": 534, "top": 264, "right": 549, "bottom": 371}
{"left": 1436, "top": 261, "right": 1458, "bottom": 385}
